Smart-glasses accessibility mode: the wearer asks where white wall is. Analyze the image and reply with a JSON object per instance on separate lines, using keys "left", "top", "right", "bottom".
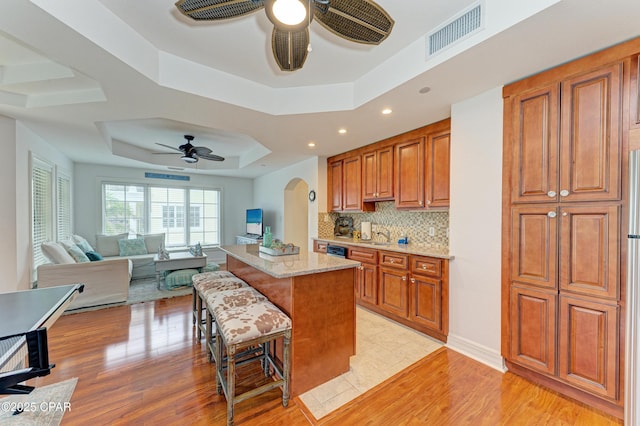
{"left": 447, "top": 86, "right": 504, "bottom": 370}
{"left": 73, "top": 163, "right": 254, "bottom": 249}
{"left": 0, "top": 116, "right": 18, "bottom": 293}
{"left": 253, "top": 156, "right": 320, "bottom": 251}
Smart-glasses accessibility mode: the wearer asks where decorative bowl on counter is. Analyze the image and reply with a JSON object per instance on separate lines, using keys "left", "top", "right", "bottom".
{"left": 259, "top": 243, "right": 299, "bottom": 256}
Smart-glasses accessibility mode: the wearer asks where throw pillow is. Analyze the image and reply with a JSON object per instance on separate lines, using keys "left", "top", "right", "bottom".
{"left": 137, "top": 233, "right": 165, "bottom": 254}
{"left": 64, "top": 244, "right": 90, "bottom": 263}
{"left": 71, "top": 234, "right": 94, "bottom": 252}
{"left": 41, "top": 242, "right": 76, "bottom": 264}
{"left": 85, "top": 251, "right": 104, "bottom": 261}
{"left": 95, "top": 233, "right": 129, "bottom": 257}
{"left": 118, "top": 238, "right": 148, "bottom": 256}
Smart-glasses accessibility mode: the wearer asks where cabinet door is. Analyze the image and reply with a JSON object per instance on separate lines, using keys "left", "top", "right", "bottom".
{"left": 559, "top": 205, "right": 619, "bottom": 299}
{"left": 377, "top": 146, "right": 394, "bottom": 199}
{"left": 510, "top": 84, "right": 560, "bottom": 203}
{"left": 343, "top": 156, "right": 362, "bottom": 211}
{"left": 409, "top": 275, "right": 441, "bottom": 331}
{"left": 631, "top": 55, "right": 640, "bottom": 130}
{"left": 362, "top": 151, "right": 377, "bottom": 201}
{"left": 511, "top": 206, "right": 558, "bottom": 290}
{"left": 510, "top": 286, "right": 557, "bottom": 375}
{"left": 378, "top": 267, "right": 408, "bottom": 317}
{"left": 329, "top": 160, "right": 343, "bottom": 211}
{"left": 558, "top": 295, "right": 619, "bottom": 399}
{"left": 313, "top": 240, "right": 328, "bottom": 253}
{"left": 395, "top": 138, "right": 425, "bottom": 209}
{"left": 425, "top": 130, "right": 450, "bottom": 208}
{"left": 559, "top": 62, "right": 622, "bottom": 202}
{"left": 360, "top": 264, "right": 378, "bottom": 305}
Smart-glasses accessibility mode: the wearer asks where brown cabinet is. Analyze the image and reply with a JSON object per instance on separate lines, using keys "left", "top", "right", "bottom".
{"left": 510, "top": 63, "right": 623, "bottom": 204}
{"left": 509, "top": 285, "right": 557, "bottom": 375}
{"left": 328, "top": 155, "right": 370, "bottom": 212}
{"left": 503, "top": 50, "right": 629, "bottom": 417}
{"left": 558, "top": 294, "right": 619, "bottom": 399}
{"left": 348, "top": 247, "right": 378, "bottom": 305}
{"left": 394, "top": 138, "right": 425, "bottom": 209}
{"left": 409, "top": 256, "right": 444, "bottom": 332}
{"left": 425, "top": 129, "right": 451, "bottom": 208}
{"left": 378, "top": 266, "right": 409, "bottom": 317}
{"left": 363, "top": 146, "right": 394, "bottom": 201}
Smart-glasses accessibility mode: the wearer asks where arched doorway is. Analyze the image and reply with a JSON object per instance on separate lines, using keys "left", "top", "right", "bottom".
{"left": 284, "top": 178, "right": 309, "bottom": 251}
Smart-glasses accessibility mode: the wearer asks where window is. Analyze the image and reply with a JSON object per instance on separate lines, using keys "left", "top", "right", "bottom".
{"left": 56, "top": 172, "right": 72, "bottom": 242}
{"left": 102, "top": 182, "right": 221, "bottom": 247}
{"left": 32, "top": 158, "right": 53, "bottom": 273}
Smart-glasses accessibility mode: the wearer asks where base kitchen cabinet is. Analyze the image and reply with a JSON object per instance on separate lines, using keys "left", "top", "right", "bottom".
{"left": 347, "top": 246, "right": 378, "bottom": 305}
{"left": 409, "top": 256, "right": 447, "bottom": 335}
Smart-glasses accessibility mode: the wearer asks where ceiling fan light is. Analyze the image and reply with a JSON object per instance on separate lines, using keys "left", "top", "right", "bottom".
{"left": 181, "top": 155, "right": 198, "bottom": 163}
{"left": 272, "top": 0, "right": 306, "bottom": 26}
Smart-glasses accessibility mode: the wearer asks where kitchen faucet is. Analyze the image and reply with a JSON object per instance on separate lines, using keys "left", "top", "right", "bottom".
{"left": 376, "top": 228, "right": 391, "bottom": 242}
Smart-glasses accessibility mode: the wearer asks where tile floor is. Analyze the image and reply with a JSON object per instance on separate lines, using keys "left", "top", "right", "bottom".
{"left": 298, "top": 306, "right": 443, "bottom": 419}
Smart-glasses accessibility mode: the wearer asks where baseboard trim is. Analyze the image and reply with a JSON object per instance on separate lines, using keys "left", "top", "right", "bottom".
{"left": 445, "top": 333, "right": 505, "bottom": 372}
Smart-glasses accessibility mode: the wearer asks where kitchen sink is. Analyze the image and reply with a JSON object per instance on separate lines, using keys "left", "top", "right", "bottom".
{"left": 368, "top": 241, "right": 391, "bottom": 246}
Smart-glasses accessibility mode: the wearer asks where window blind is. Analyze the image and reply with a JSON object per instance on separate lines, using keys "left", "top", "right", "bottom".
{"left": 56, "top": 172, "right": 72, "bottom": 242}
{"left": 32, "top": 158, "right": 53, "bottom": 274}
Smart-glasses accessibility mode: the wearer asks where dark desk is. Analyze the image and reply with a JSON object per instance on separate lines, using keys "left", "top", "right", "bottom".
{"left": 0, "top": 284, "right": 83, "bottom": 372}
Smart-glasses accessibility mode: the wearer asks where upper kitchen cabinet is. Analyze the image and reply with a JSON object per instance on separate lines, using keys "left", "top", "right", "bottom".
{"left": 509, "top": 62, "right": 623, "bottom": 204}
{"left": 363, "top": 146, "right": 394, "bottom": 202}
{"left": 631, "top": 54, "right": 640, "bottom": 131}
{"left": 328, "top": 155, "right": 374, "bottom": 212}
{"left": 425, "top": 129, "right": 451, "bottom": 208}
{"left": 394, "top": 137, "right": 425, "bottom": 209}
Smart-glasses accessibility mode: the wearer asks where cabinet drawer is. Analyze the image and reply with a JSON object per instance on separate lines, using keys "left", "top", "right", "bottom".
{"left": 411, "top": 256, "right": 442, "bottom": 277}
{"left": 348, "top": 247, "right": 378, "bottom": 264}
{"left": 379, "top": 252, "right": 408, "bottom": 269}
{"left": 314, "top": 240, "right": 328, "bottom": 253}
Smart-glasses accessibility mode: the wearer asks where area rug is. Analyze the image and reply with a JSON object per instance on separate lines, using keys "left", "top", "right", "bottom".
{"left": 66, "top": 278, "right": 192, "bottom": 314}
{"left": 0, "top": 377, "right": 77, "bottom": 425}
{"left": 298, "top": 307, "right": 443, "bottom": 419}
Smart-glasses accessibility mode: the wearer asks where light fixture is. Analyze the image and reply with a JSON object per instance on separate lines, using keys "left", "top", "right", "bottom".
{"left": 419, "top": 86, "right": 431, "bottom": 94}
{"left": 272, "top": 0, "right": 306, "bottom": 25}
{"left": 308, "top": 142, "right": 316, "bottom": 147}
{"left": 338, "top": 128, "right": 347, "bottom": 134}
{"left": 181, "top": 155, "right": 198, "bottom": 164}
{"left": 264, "top": 0, "right": 311, "bottom": 31}
{"left": 382, "top": 108, "right": 392, "bottom": 115}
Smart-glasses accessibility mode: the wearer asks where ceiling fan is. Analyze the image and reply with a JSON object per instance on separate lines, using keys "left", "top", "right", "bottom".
{"left": 155, "top": 135, "right": 225, "bottom": 163}
{"left": 174, "top": 0, "right": 394, "bottom": 71}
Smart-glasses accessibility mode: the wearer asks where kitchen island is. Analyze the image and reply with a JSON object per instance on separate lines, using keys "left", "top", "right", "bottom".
{"left": 220, "top": 244, "right": 360, "bottom": 396}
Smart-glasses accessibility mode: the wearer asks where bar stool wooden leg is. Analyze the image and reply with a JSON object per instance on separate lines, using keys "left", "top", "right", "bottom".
{"left": 192, "top": 287, "right": 197, "bottom": 325}
{"left": 205, "top": 309, "right": 213, "bottom": 362}
{"left": 283, "top": 330, "right": 291, "bottom": 407}
{"left": 226, "top": 343, "right": 236, "bottom": 426}
{"left": 196, "top": 292, "right": 203, "bottom": 340}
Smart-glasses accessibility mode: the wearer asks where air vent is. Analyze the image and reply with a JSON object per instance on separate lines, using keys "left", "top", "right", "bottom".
{"left": 427, "top": 3, "right": 482, "bottom": 56}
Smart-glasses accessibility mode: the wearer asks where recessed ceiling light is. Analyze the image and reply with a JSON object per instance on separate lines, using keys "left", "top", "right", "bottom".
{"left": 418, "top": 86, "right": 431, "bottom": 94}
{"left": 382, "top": 108, "right": 392, "bottom": 115}
{"left": 338, "top": 128, "right": 347, "bottom": 134}
{"left": 308, "top": 142, "right": 316, "bottom": 148}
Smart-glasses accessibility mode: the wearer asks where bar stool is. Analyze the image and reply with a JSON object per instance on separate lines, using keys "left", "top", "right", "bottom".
{"left": 213, "top": 298, "right": 292, "bottom": 426}
{"left": 204, "top": 287, "right": 269, "bottom": 363}
{"left": 191, "top": 271, "right": 247, "bottom": 340}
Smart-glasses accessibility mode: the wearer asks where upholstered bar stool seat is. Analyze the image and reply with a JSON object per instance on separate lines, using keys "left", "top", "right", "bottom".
{"left": 191, "top": 271, "right": 248, "bottom": 339}
{"left": 204, "top": 287, "right": 269, "bottom": 362}
{"left": 213, "top": 299, "right": 292, "bottom": 426}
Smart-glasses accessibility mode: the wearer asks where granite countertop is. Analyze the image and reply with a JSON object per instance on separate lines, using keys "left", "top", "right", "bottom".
{"left": 220, "top": 244, "right": 360, "bottom": 279}
{"left": 313, "top": 237, "right": 454, "bottom": 260}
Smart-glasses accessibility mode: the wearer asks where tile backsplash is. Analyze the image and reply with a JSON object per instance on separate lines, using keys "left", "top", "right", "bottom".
{"left": 318, "top": 202, "right": 449, "bottom": 248}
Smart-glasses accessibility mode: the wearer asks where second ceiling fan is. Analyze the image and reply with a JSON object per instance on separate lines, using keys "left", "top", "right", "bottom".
{"left": 175, "top": 0, "right": 394, "bottom": 71}
{"left": 156, "top": 135, "right": 224, "bottom": 163}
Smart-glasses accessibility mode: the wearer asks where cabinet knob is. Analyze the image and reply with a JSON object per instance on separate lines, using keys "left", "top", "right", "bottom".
{"left": 427, "top": 200, "right": 432, "bottom": 205}
{"left": 547, "top": 191, "right": 556, "bottom": 197}
{"left": 390, "top": 259, "right": 395, "bottom": 263}
{"left": 560, "top": 189, "right": 569, "bottom": 197}
{"left": 562, "top": 212, "right": 568, "bottom": 217}
{"left": 402, "top": 276, "right": 406, "bottom": 281}
{"left": 422, "top": 265, "right": 427, "bottom": 270}
{"left": 418, "top": 201, "right": 423, "bottom": 205}
{"left": 547, "top": 211, "right": 557, "bottom": 218}
{"left": 410, "top": 278, "right": 415, "bottom": 283}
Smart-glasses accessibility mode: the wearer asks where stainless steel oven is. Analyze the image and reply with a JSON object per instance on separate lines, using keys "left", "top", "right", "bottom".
{"left": 326, "top": 244, "right": 348, "bottom": 258}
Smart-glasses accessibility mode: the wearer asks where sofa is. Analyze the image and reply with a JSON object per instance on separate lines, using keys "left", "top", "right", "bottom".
{"left": 36, "top": 233, "right": 165, "bottom": 310}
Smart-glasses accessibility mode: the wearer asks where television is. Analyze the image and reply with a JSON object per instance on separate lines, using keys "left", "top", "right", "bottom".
{"left": 245, "top": 208, "right": 263, "bottom": 236}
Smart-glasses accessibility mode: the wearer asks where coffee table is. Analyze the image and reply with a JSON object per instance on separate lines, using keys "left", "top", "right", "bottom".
{"left": 154, "top": 252, "right": 207, "bottom": 289}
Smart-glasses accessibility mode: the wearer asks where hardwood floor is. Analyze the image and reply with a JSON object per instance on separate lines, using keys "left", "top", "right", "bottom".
{"left": 29, "top": 295, "right": 622, "bottom": 425}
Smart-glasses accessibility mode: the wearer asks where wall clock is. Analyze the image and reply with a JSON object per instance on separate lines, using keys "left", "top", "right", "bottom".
{"left": 308, "top": 190, "right": 316, "bottom": 202}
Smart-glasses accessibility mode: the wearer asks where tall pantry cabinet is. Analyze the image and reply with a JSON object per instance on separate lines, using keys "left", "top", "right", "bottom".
{"left": 501, "top": 39, "right": 640, "bottom": 418}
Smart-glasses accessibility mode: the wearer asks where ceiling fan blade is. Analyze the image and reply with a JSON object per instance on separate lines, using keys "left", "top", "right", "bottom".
{"left": 272, "top": 27, "right": 309, "bottom": 71}
{"left": 155, "top": 143, "right": 183, "bottom": 152}
{"left": 198, "top": 152, "right": 225, "bottom": 161}
{"left": 175, "top": 0, "right": 264, "bottom": 21}
{"left": 313, "top": 0, "right": 394, "bottom": 44}
{"left": 193, "top": 146, "right": 213, "bottom": 155}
